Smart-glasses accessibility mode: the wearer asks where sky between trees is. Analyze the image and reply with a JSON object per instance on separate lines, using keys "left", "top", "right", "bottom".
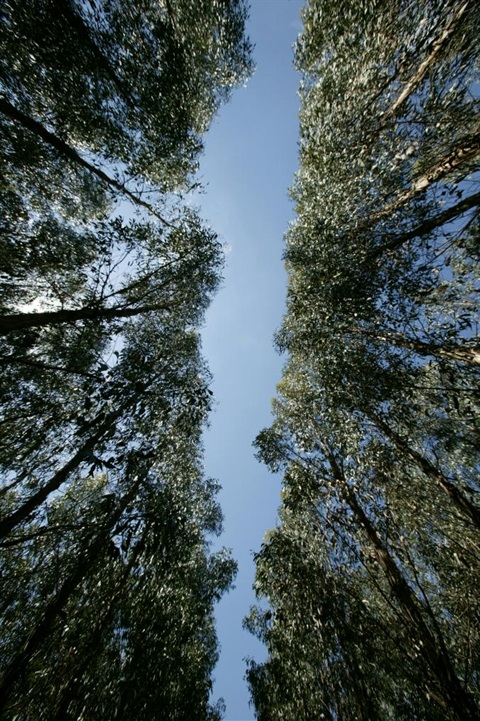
{"left": 1, "top": 1, "right": 479, "bottom": 721}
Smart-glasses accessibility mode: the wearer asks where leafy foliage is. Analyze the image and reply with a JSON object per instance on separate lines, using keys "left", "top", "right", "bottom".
{"left": 248, "top": 2, "right": 480, "bottom": 720}
{"left": 0, "top": 2, "right": 252, "bottom": 719}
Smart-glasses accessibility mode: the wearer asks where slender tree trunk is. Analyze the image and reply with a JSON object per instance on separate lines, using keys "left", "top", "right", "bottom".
{"left": 360, "top": 131, "right": 480, "bottom": 228}
{"left": 381, "top": 0, "right": 473, "bottom": 123}
{"left": 0, "top": 354, "right": 101, "bottom": 378}
{"left": 368, "top": 411, "right": 480, "bottom": 531}
{"left": 51, "top": 530, "right": 146, "bottom": 721}
{"left": 359, "top": 1, "right": 475, "bottom": 154}
{"left": 164, "top": 0, "right": 180, "bottom": 36}
{"left": 0, "top": 300, "right": 172, "bottom": 335}
{"left": 325, "top": 448, "right": 480, "bottom": 721}
{"left": 346, "top": 487, "right": 479, "bottom": 721}
{"left": 0, "top": 407, "right": 123, "bottom": 539}
{"left": 51, "top": 0, "right": 135, "bottom": 109}
{"left": 370, "top": 190, "right": 480, "bottom": 259}
{"left": 385, "top": 333, "right": 480, "bottom": 366}
{"left": 0, "top": 479, "right": 142, "bottom": 714}
{"left": 356, "top": 327, "right": 480, "bottom": 365}
{"left": 0, "top": 98, "right": 173, "bottom": 227}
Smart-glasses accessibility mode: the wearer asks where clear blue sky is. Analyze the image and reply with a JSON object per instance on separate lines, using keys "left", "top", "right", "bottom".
{"left": 198, "top": 1, "right": 304, "bottom": 718}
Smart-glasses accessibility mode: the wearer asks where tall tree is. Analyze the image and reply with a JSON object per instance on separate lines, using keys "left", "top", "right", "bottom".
{"left": 0, "top": 2, "right": 252, "bottom": 718}
{"left": 249, "top": 2, "right": 480, "bottom": 719}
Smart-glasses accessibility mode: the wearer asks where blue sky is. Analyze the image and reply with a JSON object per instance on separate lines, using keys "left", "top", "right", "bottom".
{"left": 198, "top": 1, "right": 304, "bottom": 718}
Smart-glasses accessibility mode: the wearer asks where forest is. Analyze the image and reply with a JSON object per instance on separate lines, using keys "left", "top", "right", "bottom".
{"left": 0, "top": 1, "right": 252, "bottom": 718}
{"left": 0, "top": 1, "right": 479, "bottom": 720}
{"left": 247, "top": 1, "right": 480, "bottom": 720}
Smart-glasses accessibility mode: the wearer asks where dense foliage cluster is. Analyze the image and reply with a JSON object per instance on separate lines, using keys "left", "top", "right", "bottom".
{"left": 247, "top": 2, "right": 480, "bottom": 720}
{"left": 0, "top": 2, "right": 252, "bottom": 719}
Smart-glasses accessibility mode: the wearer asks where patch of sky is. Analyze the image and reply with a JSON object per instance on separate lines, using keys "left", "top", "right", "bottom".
{"left": 195, "top": 1, "right": 304, "bottom": 718}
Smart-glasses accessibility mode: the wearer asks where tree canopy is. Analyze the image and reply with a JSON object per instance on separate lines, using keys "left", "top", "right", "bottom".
{"left": 0, "top": 2, "right": 252, "bottom": 718}
{"left": 248, "top": 2, "right": 480, "bottom": 720}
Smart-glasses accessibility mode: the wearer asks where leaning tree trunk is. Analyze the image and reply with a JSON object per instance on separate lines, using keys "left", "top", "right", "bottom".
{"left": 0, "top": 98, "right": 173, "bottom": 227}
{"left": 368, "top": 410, "right": 480, "bottom": 532}
{"left": 0, "top": 476, "right": 142, "bottom": 713}
{"left": 324, "top": 447, "right": 480, "bottom": 721}
{"left": 370, "top": 190, "right": 480, "bottom": 259}
{"left": 0, "top": 300, "right": 171, "bottom": 335}
{"left": 0, "top": 404, "right": 125, "bottom": 539}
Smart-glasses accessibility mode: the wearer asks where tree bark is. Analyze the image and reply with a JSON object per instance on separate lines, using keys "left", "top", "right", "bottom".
{"left": 347, "top": 486, "right": 479, "bottom": 721}
{"left": 325, "top": 447, "right": 480, "bottom": 721}
{"left": 51, "top": 0, "right": 135, "bottom": 109}
{"left": 0, "top": 355, "right": 101, "bottom": 378}
{"left": 0, "top": 300, "right": 172, "bottom": 335}
{"left": 0, "top": 406, "right": 123, "bottom": 539}
{"left": 381, "top": 0, "right": 473, "bottom": 123}
{"left": 360, "top": 132, "right": 480, "bottom": 229}
{"left": 357, "top": 327, "right": 480, "bottom": 366}
{"left": 50, "top": 529, "right": 147, "bottom": 721}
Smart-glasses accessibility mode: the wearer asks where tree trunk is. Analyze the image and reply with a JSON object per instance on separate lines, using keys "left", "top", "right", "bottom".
{"left": 368, "top": 411, "right": 480, "bottom": 532}
{"left": 51, "top": 530, "right": 146, "bottom": 721}
{"left": 370, "top": 190, "right": 480, "bottom": 259}
{"left": 0, "top": 406, "right": 123, "bottom": 539}
{"left": 381, "top": 0, "right": 473, "bottom": 123}
{"left": 325, "top": 447, "right": 480, "bottom": 721}
{"left": 0, "top": 479, "right": 142, "bottom": 714}
{"left": 0, "top": 354, "right": 101, "bottom": 378}
{"left": 51, "top": 0, "right": 135, "bottom": 109}
{"left": 0, "top": 98, "right": 173, "bottom": 227}
{"left": 360, "top": 131, "right": 480, "bottom": 229}
{"left": 0, "top": 300, "right": 171, "bottom": 335}
{"left": 346, "top": 486, "right": 479, "bottom": 721}
{"left": 357, "top": 327, "right": 480, "bottom": 366}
